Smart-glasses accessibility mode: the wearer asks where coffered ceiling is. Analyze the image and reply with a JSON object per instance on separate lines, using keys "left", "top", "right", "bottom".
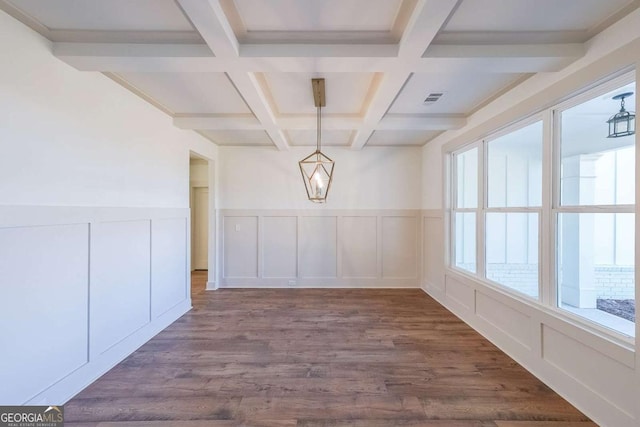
{"left": 1, "top": 0, "right": 637, "bottom": 149}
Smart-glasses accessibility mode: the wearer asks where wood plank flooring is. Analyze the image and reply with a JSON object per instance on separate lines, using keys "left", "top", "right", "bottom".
{"left": 65, "top": 271, "right": 596, "bottom": 426}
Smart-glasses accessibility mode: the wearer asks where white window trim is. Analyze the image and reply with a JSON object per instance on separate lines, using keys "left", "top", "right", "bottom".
{"left": 451, "top": 141, "right": 482, "bottom": 276}
{"left": 483, "top": 115, "right": 545, "bottom": 300}
{"left": 447, "top": 71, "right": 636, "bottom": 346}
{"left": 550, "top": 71, "right": 636, "bottom": 343}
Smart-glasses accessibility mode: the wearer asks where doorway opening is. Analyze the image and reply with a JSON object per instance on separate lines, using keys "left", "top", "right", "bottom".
{"left": 189, "top": 153, "right": 210, "bottom": 294}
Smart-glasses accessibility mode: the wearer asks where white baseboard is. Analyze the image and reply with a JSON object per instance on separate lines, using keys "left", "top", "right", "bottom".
{"left": 25, "top": 299, "right": 191, "bottom": 405}
{"left": 219, "top": 277, "right": 420, "bottom": 288}
{"left": 206, "top": 281, "right": 218, "bottom": 290}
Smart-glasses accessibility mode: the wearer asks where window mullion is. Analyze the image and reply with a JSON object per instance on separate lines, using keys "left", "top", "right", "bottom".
{"left": 485, "top": 207, "right": 541, "bottom": 213}
{"left": 555, "top": 205, "right": 635, "bottom": 213}
{"left": 477, "top": 140, "right": 486, "bottom": 279}
{"left": 542, "top": 108, "right": 555, "bottom": 307}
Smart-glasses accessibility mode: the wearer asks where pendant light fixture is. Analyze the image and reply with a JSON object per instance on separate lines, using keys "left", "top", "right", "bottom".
{"left": 607, "top": 91, "right": 635, "bottom": 138}
{"left": 299, "top": 78, "right": 335, "bottom": 203}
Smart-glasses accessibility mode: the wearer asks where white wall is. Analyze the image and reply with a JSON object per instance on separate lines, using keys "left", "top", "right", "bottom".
{"left": 0, "top": 10, "right": 216, "bottom": 405}
{"left": 216, "top": 146, "right": 423, "bottom": 287}
{"left": 0, "top": 19, "right": 216, "bottom": 206}
{"left": 422, "top": 141, "right": 442, "bottom": 210}
{"left": 421, "top": 9, "right": 640, "bottom": 427}
{"left": 218, "top": 146, "right": 422, "bottom": 210}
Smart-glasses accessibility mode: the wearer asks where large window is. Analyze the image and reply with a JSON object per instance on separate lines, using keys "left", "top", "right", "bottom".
{"left": 449, "top": 73, "right": 636, "bottom": 339}
{"left": 556, "top": 80, "right": 636, "bottom": 336}
{"left": 486, "top": 121, "right": 543, "bottom": 298}
{"left": 453, "top": 147, "right": 478, "bottom": 273}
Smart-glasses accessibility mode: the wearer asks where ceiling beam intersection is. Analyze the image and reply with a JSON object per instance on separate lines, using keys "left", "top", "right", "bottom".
{"left": 177, "top": 0, "right": 289, "bottom": 150}
{"left": 350, "top": 0, "right": 462, "bottom": 149}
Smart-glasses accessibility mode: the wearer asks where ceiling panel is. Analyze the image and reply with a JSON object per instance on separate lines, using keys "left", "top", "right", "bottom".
{"left": 117, "top": 72, "right": 251, "bottom": 115}
{"left": 287, "top": 130, "right": 353, "bottom": 146}
{"left": 231, "top": 0, "right": 402, "bottom": 32}
{"left": 263, "top": 73, "right": 375, "bottom": 115}
{"left": 200, "top": 130, "right": 273, "bottom": 146}
{"left": 8, "top": 0, "right": 194, "bottom": 31}
{"left": 443, "top": 0, "right": 634, "bottom": 32}
{"left": 389, "top": 72, "right": 524, "bottom": 115}
{"left": 367, "top": 130, "right": 442, "bottom": 146}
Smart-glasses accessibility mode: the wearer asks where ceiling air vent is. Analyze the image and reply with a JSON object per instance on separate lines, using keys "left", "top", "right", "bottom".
{"left": 423, "top": 92, "right": 444, "bottom": 105}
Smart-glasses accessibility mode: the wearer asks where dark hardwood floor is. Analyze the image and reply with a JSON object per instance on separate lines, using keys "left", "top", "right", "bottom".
{"left": 66, "top": 271, "right": 596, "bottom": 426}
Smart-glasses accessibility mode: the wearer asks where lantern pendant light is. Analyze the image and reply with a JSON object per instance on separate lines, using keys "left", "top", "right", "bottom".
{"left": 299, "top": 78, "right": 335, "bottom": 203}
{"left": 607, "top": 92, "right": 635, "bottom": 138}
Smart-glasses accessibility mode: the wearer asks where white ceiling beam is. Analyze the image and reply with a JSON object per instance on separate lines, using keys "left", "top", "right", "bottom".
{"left": 228, "top": 71, "right": 290, "bottom": 150}
{"left": 53, "top": 42, "right": 582, "bottom": 74}
{"left": 378, "top": 114, "right": 466, "bottom": 130}
{"left": 174, "top": 115, "right": 362, "bottom": 130}
{"left": 53, "top": 42, "right": 212, "bottom": 58}
{"left": 176, "top": 0, "right": 238, "bottom": 57}
{"left": 239, "top": 30, "right": 395, "bottom": 45}
{"left": 240, "top": 44, "right": 399, "bottom": 58}
{"left": 350, "top": 71, "right": 412, "bottom": 149}
{"left": 54, "top": 45, "right": 397, "bottom": 72}
{"left": 53, "top": 42, "right": 221, "bottom": 72}
{"left": 398, "top": 0, "right": 463, "bottom": 59}
{"left": 233, "top": 57, "right": 396, "bottom": 73}
{"left": 424, "top": 43, "right": 585, "bottom": 58}
{"left": 277, "top": 116, "right": 362, "bottom": 130}
{"left": 351, "top": 0, "right": 461, "bottom": 150}
{"left": 413, "top": 57, "right": 577, "bottom": 73}
{"left": 173, "top": 114, "right": 465, "bottom": 131}
{"left": 174, "top": 115, "right": 261, "bottom": 130}
{"left": 178, "top": 0, "right": 289, "bottom": 150}
{"left": 416, "top": 43, "right": 585, "bottom": 72}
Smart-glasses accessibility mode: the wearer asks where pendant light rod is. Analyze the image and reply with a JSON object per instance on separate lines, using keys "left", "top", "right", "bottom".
{"left": 317, "top": 105, "right": 321, "bottom": 153}
{"left": 312, "top": 78, "right": 325, "bottom": 155}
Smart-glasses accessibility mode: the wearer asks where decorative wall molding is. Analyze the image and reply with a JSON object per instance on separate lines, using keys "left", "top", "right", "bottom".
{"left": 0, "top": 205, "right": 191, "bottom": 405}
{"left": 217, "top": 209, "right": 422, "bottom": 288}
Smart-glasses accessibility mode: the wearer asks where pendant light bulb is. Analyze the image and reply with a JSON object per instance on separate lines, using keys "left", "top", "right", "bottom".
{"left": 314, "top": 168, "right": 323, "bottom": 188}
{"left": 313, "top": 168, "right": 323, "bottom": 198}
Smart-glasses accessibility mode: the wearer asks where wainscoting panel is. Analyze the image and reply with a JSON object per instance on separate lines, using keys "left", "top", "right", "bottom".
{"left": 476, "top": 292, "right": 532, "bottom": 350}
{"left": 262, "top": 216, "right": 297, "bottom": 278}
{"left": 542, "top": 325, "right": 636, "bottom": 418}
{"left": 218, "top": 210, "right": 421, "bottom": 287}
{"left": 423, "top": 213, "right": 444, "bottom": 291}
{"left": 151, "top": 218, "right": 188, "bottom": 318}
{"left": 0, "top": 206, "right": 190, "bottom": 405}
{"left": 223, "top": 216, "right": 258, "bottom": 279}
{"left": 300, "top": 216, "right": 338, "bottom": 278}
{"left": 382, "top": 216, "right": 418, "bottom": 279}
{"left": 444, "top": 275, "right": 474, "bottom": 310}
{"left": 90, "top": 220, "right": 151, "bottom": 357}
{"left": 341, "top": 216, "right": 377, "bottom": 278}
{"left": 0, "top": 224, "right": 89, "bottom": 405}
